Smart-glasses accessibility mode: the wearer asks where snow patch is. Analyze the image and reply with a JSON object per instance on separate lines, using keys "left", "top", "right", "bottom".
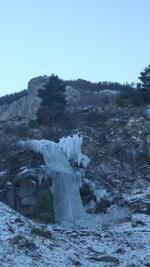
{"left": 94, "top": 189, "right": 109, "bottom": 202}
{"left": 0, "top": 169, "right": 7, "bottom": 176}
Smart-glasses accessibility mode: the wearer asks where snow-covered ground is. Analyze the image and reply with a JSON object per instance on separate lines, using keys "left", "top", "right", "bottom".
{"left": 0, "top": 201, "right": 150, "bottom": 267}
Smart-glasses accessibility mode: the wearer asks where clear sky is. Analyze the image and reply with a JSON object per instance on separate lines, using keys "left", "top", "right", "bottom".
{"left": 0, "top": 0, "right": 150, "bottom": 96}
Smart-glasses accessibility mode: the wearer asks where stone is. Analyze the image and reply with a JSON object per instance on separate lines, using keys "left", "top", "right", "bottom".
{"left": 0, "top": 76, "right": 49, "bottom": 121}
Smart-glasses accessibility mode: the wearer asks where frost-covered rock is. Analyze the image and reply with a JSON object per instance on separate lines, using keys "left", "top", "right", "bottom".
{"left": 65, "top": 86, "right": 80, "bottom": 105}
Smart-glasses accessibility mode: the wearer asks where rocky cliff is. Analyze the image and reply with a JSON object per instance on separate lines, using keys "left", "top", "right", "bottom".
{"left": 0, "top": 76, "right": 49, "bottom": 121}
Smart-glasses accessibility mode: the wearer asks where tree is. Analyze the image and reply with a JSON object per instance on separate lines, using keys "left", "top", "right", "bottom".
{"left": 139, "top": 65, "right": 150, "bottom": 90}
{"left": 0, "top": 90, "right": 27, "bottom": 106}
{"left": 37, "top": 74, "right": 66, "bottom": 125}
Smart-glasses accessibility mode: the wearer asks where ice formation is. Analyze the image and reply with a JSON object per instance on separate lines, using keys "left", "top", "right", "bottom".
{"left": 58, "top": 134, "right": 90, "bottom": 168}
{"left": 21, "top": 134, "right": 90, "bottom": 223}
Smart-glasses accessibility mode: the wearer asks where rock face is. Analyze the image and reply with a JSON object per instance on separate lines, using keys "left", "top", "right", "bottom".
{"left": 0, "top": 137, "right": 54, "bottom": 222}
{"left": 0, "top": 76, "right": 120, "bottom": 121}
{"left": 0, "top": 76, "right": 49, "bottom": 121}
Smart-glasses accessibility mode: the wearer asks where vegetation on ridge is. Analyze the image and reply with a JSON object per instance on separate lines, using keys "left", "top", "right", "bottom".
{"left": 0, "top": 90, "right": 27, "bottom": 106}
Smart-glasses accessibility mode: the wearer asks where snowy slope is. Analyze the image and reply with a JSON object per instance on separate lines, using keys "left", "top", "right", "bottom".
{"left": 0, "top": 202, "right": 150, "bottom": 267}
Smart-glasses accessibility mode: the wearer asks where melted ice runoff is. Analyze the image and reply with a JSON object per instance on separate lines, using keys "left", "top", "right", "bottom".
{"left": 22, "top": 134, "right": 90, "bottom": 224}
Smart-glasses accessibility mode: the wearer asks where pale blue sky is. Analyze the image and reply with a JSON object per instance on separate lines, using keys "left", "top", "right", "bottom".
{"left": 0, "top": 0, "right": 150, "bottom": 96}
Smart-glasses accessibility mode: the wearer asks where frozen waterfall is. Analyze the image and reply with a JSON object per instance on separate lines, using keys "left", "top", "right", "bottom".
{"left": 22, "top": 134, "right": 90, "bottom": 223}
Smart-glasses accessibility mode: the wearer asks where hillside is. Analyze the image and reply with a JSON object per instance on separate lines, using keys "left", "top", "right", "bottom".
{"left": 0, "top": 75, "right": 150, "bottom": 266}
{"left": 0, "top": 201, "right": 150, "bottom": 267}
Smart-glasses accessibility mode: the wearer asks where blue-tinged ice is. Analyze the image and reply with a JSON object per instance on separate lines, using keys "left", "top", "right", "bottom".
{"left": 22, "top": 134, "right": 90, "bottom": 223}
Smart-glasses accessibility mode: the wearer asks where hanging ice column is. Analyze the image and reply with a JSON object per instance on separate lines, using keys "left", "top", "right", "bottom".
{"left": 23, "top": 134, "right": 90, "bottom": 223}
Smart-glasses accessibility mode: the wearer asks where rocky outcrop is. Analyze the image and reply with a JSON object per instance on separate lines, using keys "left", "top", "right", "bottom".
{"left": 0, "top": 76, "right": 49, "bottom": 121}
{"left": 0, "top": 140, "right": 54, "bottom": 223}
{"left": 0, "top": 76, "right": 120, "bottom": 122}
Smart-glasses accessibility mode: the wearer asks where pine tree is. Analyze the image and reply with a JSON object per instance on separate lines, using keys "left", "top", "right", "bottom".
{"left": 139, "top": 65, "right": 150, "bottom": 89}
{"left": 37, "top": 74, "right": 66, "bottom": 125}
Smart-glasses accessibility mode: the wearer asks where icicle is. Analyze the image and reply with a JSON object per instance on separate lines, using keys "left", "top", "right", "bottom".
{"left": 21, "top": 134, "right": 90, "bottom": 223}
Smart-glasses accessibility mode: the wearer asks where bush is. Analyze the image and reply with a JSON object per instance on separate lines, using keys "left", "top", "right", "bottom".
{"left": 115, "top": 95, "right": 126, "bottom": 107}
{"left": 28, "top": 120, "right": 39, "bottom": 128}
{"left": 32, "top": 192, "right": 54, "bottom": 223}
{"left": 65, "top": 79, "right": 132, "bottom": 92}
{"left": 116, "top": 88, "right": 150, "bottom": 107}
{"left": 0, "top": 90, "right": 27, "bottom": 106}
{"left": 31, "top": 227, "right": 52, "bottom": 239}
